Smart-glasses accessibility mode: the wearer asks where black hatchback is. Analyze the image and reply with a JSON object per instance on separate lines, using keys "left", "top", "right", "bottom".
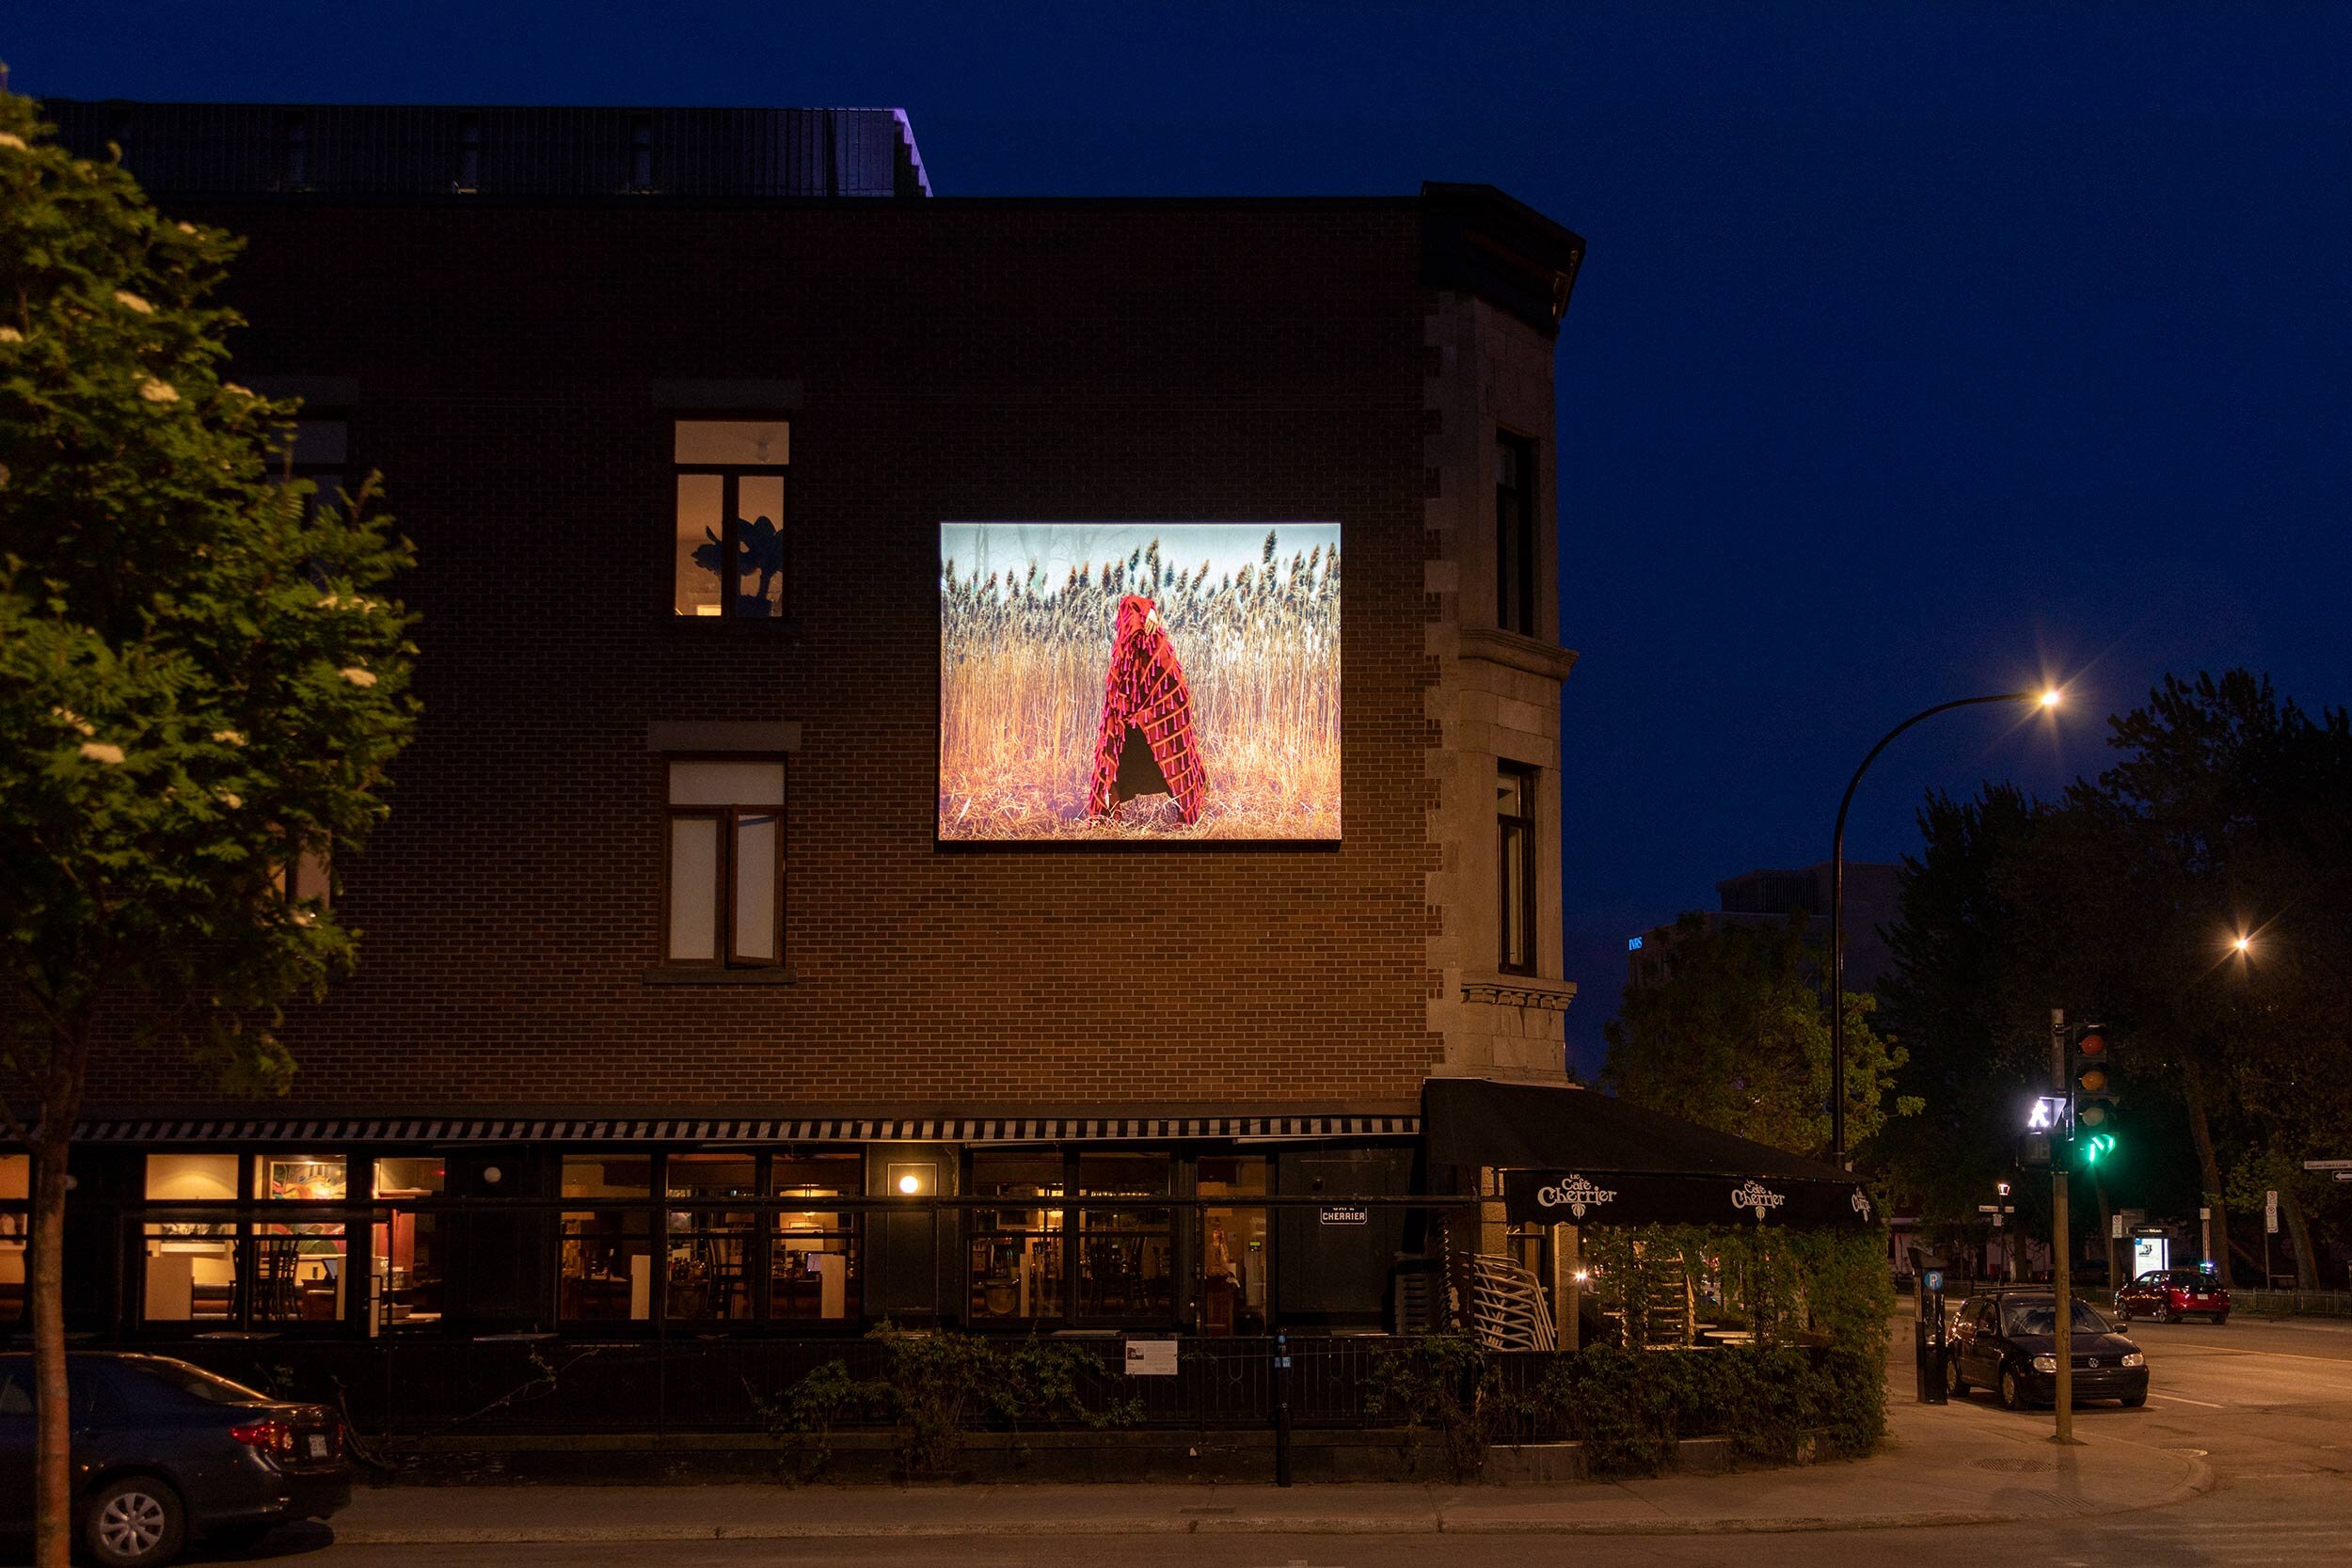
{"left": 1944, "top": 1291, "right": 2149, "bottom": 1410}
{"left": 0, "top": 1352, "right": 351, "bottom": 1567}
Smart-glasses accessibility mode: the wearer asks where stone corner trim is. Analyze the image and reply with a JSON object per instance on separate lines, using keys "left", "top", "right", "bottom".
{"left": 1458, "top": 628, "right": 1581, "bottom": 683}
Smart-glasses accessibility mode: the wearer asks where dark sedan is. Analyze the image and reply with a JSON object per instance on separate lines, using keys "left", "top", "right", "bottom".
{"left": 1944, "top": 1291, "right": 2149, "bottom": 1410}
{"left": 0, "top": 1352, "right": 351, "bottom": 1567}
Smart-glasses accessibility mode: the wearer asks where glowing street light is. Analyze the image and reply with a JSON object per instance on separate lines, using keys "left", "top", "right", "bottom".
{"left": 1829, "top": 685, "right": 2063, "bottom": 1165}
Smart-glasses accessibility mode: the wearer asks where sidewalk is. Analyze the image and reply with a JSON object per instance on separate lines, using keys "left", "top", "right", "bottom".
{"left": 330, "top": 1391, "right": 2211, "bottom": 1543}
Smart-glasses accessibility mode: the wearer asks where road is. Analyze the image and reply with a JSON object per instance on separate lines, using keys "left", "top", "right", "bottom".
{"left": 106, "top": 1315, "right": 2352, "bottom": 1567}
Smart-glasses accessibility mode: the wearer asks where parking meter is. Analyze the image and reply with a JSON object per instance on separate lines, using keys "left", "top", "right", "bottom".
{"left": 1909, "top": 1247, "right": 1948, "bottom": 1404}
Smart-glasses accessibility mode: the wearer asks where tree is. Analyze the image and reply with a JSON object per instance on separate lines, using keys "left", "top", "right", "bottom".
{"left": 1603, "top": 911, "right": 1918, "bottom": 1159}
{"left": 1, "top": 90, "right": 415, "bottom": 1565}
{"left": 1870, "top": 786, "right": 2051, "bottom": 1228}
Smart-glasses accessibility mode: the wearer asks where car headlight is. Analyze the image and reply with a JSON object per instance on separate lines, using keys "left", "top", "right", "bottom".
{"left": 2031, "top": 1354, "right": 2058, "bottom": 1373}
{"left": 2122, "top": 1352, "right": 2145, "bottom": 1368}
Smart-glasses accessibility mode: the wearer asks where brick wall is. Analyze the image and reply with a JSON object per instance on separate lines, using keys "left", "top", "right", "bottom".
{"left": 89, "top": 199, "right": 1455, "bottom": 1114}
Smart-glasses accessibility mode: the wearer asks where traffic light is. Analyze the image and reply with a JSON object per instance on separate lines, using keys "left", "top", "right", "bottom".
{"left": 2069, "top": 1022, "right": 2118, "bottom": 1165}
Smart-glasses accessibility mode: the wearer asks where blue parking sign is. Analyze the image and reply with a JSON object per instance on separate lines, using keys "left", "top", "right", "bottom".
{"left": 1924, "top": 1269, "right": 1945, "bottom": 1293}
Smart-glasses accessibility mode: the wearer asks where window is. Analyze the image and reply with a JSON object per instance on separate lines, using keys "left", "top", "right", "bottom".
{"left": 1194, "top": 1156, "right": 1271, "bottom": 1336}
{"left": 665, "top": 760, "right": 785, "bottom": 966}
{"left": 672, "top": 420, "right": 788, "bottom": 619}
{"left": 250, "top": 1154, "right": 346, "bottom": 1326}
{"left": 1498, "top": 764, "right": 1538, "bottom": 974}
{"left": 665, "top": 1154, "right": 757, "bottom": 1322}
{"left": 1076, "top": 1155, "right": 1173, "bottom": 1323}
{"left": 771, "top": 1153, "right": 863, "bottom": 1323}
{"left": 0, "top": 1156, "right": 24, "bottom": 1325}
{"left": 142, "top": 1154, "right": 240, "bottom": 1325}
{"left": 372, "top": 1157, "right": 444, "bottom": 1333}
{"left": 561, "top": 1155, "right": 653, "bottom": 1323}
{"left": 268, "top": 418, "right": 348, "bottom": 517}
{"left": 1495, "top": 432, "right": 1537, "bottom": 636}
{"left": 968, "top": 1153, "right": 1065, "bottom": 1323}
{"left": 271, "top": 833, "right": 332, "bottom": 912}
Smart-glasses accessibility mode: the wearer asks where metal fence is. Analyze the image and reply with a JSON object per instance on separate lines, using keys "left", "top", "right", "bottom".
{"left": 160, "top": 1333, "right": 1404, "bottom": 1438}
{"left": 2238, "top": 1288, "right": 2352, "bottom": 1318}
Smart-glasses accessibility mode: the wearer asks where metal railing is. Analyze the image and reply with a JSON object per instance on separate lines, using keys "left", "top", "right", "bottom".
{"left": 2237, "top": 1287, "right": 2352, "bottom": 1318}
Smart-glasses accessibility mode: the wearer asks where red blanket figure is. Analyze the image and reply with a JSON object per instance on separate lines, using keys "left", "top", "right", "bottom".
{"left": 1088, "top": 594, "right": 1209, "bottom": 825}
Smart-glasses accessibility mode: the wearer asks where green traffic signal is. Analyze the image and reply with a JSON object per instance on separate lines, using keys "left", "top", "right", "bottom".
{"left": 2076, "top": 1131, "right": 2117, "bottom": 1167}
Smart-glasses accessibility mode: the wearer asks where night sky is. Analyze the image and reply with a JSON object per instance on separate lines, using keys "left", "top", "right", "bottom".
{"left": 17, "top": 5, "right": 2349, "bottom": 1074}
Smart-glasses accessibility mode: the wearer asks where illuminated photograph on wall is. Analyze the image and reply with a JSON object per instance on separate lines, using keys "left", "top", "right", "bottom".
{"left": 941, "top": 523, "right": 1341, "bottom": 841}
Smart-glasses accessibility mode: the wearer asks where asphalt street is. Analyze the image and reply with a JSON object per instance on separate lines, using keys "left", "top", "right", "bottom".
{"left": 70, "top": 1314, "right": 2352, "bottom": 1567}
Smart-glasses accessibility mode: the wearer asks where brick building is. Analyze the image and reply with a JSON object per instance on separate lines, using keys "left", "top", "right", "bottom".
{"left": 30, "top": 102, "right": 1591, "bottom": 1346}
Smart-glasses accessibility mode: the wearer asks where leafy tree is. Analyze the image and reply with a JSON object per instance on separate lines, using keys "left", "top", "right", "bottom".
{"left": 1603, "top": 911, "right": 1918, "bottom": 1159}
{"left": 1869, "top": 786, "right": 2048, "bottom": 1228}
{"left": 1879, "top": 673, "right": 2352, "bottom": 1291}
{"left": 1, "top": 89, "right": 415, "bottom": 1564}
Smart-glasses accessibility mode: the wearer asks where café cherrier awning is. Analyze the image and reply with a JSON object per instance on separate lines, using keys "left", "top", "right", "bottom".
{"left": 1422, "top": 1079, "right": 1877, "bottom": 1230}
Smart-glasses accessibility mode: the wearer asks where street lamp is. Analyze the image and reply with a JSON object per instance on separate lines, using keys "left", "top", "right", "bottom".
{"left": 1829, "top": 687, "right": 2061, "bottom": 1166}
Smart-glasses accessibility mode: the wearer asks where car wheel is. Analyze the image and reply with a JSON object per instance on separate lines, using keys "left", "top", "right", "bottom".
{"left": 1946, "top": 1352, "right": 1967, "bottom": 1397}
{"left": 2151, "top": 1300, "right": 2170, "bottom": 1323}
{"left": 1999, "top": 1367, "right": 2027, "bottom": 1411}
{"left": 82, "top": 1475, "right": 186, "bottom": 1568}
{"left": 2122, "top": 1390, "right": 2148, "bottom": 1408}
{"left": 2212, "top": 1312, "right": 2228, "bottom": 1326}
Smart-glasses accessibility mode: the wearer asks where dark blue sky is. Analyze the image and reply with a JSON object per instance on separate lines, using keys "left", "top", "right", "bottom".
{"left": 18, "top": 4, "right": 2349, "bottom": 1073}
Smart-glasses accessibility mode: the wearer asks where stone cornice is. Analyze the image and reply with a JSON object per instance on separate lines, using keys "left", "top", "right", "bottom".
{"left": 1458, "top": 627, "right": 1580, "bottom": 683}
{"left": 1460, "top": 972, "right": 1581, "bottom": 1012}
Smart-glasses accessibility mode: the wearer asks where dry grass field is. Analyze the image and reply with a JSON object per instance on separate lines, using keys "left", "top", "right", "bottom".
{"left": 940, "top": 528, "right": 1340, "bottom": 840}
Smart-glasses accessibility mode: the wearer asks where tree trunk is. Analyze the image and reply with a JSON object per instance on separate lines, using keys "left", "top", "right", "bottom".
{"left": 31, "top": 1124, "right": 72, "bottom": 1568}
{"left": 2178, "top": 1054, "right": 2233, "bottom": 1288}
{"left": 2280, "top": 1182, "right": 2321, "bottom": 1291}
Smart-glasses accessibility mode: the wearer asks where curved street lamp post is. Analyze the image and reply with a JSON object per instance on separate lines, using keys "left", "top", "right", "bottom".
{"left": 1829, "top": 689, "right": 2058, "bottom": 1167}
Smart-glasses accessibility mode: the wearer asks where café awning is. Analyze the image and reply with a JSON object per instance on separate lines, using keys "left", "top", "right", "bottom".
{"left": 1422, "top": 1078, "right": 1876, "bottom": 1230}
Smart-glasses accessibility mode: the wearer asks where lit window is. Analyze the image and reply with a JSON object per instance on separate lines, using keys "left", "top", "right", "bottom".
{"left": 561, "top": 1155, "right": 653, "bottom": 1323}
{"left": 665, "top": 760, "right": 785, "bottom": 966}
{"left": 672, "top": 420, "right": 788, "bottom": 619}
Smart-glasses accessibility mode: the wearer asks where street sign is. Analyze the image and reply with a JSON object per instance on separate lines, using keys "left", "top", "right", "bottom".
{"left": 2336, "top": 1171, "right": 2352, "bottom": 1183}
{"left": 2110, "top": 1213, "right": 2124, "bottom": 1239}
{"left": 2304, "top": 1159, "right": 2352, "bottom": 1171}
{"left": 2265, "top": 1190, "right": 2280, "bottom": 1235}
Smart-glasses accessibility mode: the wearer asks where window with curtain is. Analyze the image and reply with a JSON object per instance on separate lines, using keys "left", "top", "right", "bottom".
{"left": 665, "top": 759, "right": 785, "bottom": 967}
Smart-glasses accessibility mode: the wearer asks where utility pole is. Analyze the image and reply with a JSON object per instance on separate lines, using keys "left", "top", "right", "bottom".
{"left": 2050, "top": 1008, "right": 2078, "bottom": 1445}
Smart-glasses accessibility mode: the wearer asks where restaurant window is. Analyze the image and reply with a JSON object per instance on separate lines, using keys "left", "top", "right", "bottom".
{"left": 1076, "top": 1154, "right": 1173, "bottom": 1323}
{"left": 1195, "top": 1156, "right": 1271, "bottom": 1336}
{"left": 666, "top": 760, "right": 785, "bottom": 967}
{"left": 771, "top": 1153, "right": 862, "bottom": 1323}
{"left": 1498, "top": 763, "right": 1538, "bottom": 975}
{"left": 672, "top": 419, "right": 788, "bottom": 620}
{"left": 372, "top": 1157, "right": 444, "bottom": 1333}
{"left": 665, "top": 1154, "right": 757, "bottom": 1323}
{"left": 1495, "top": 431, "right": 1537, "bottom": 637}
{"left": 561, "top": 1155, "right": 653, "bottom": 1323}
{"left": 968, "top": 1153, "right": 1064, "bottom": 1323}
{"left": 251, "top": 1154, "right": 347, "bottom": 1326}
{"left": 142, "top": 1154, "right": 239, "bottom": 1324}
{"left": 0, "top": 1156, "right": 25, "bottom": 1325}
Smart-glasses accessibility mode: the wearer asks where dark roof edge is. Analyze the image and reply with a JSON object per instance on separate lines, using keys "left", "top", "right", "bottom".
{"left": 1418, "top": 181, "right": 1589, "bottom": 338}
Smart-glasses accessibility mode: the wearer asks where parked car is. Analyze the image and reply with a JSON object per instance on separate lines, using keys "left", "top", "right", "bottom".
{"left": 0, "top": 1352, "right": 351, "bottom": 1567}
{"left": 2114, "top": 1267, "right": 2231, "bottom": 1323}
{"left": 1944, "top": 1289, "right": 2149, "bottom": 1410}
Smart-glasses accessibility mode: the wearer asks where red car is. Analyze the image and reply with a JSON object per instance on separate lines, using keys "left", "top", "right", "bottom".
{"left": 2114, "top": 1267, "right": 2230, "bottom": 1324}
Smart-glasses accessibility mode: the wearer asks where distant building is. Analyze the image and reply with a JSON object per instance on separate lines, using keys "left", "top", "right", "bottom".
{"left": 1627, "top": 862, "right": 1901, "bottom": 995}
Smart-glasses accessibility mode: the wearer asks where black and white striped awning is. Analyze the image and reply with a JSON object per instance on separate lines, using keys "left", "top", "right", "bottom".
{"left": 72, "top": 1114, "right": 1418, "bottom": 1146}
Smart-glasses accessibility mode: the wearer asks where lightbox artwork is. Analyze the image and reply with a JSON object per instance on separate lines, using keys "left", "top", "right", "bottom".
{"left": 940, "top": 523, "right": 1342, "bottom": 841}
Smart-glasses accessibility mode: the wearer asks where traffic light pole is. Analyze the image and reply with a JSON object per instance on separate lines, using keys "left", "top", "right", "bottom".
{"left": 2050, "top": 1007, "right": 2079, "bottom": 1445}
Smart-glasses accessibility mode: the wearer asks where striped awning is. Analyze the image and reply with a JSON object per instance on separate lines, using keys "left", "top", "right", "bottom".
{"left": 71, "top": 1114, "right": 1418, "bottom": 1145}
